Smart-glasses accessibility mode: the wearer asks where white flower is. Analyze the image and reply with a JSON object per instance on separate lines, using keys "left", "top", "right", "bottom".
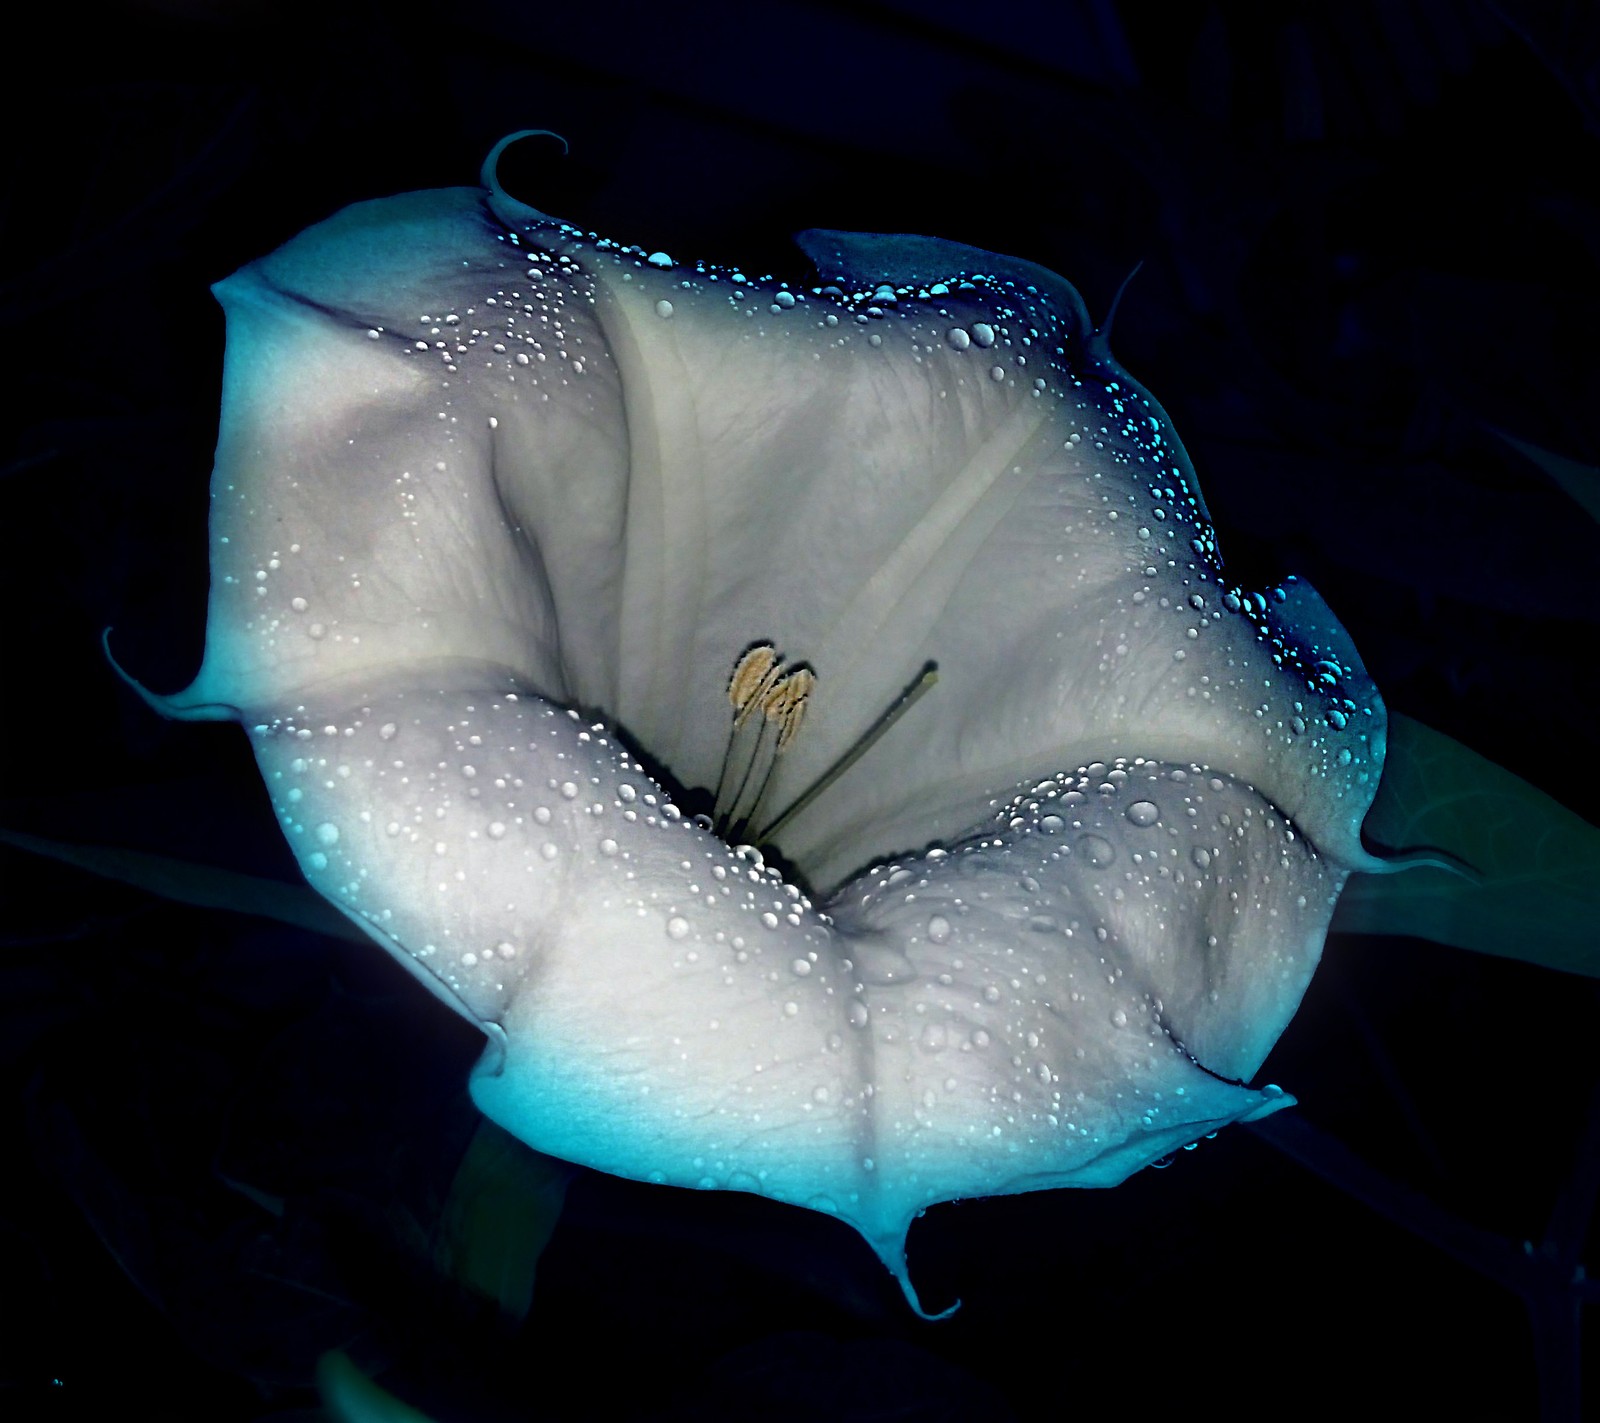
{"left": 142, "top": 139, "right": 1386, "bottom": 1314}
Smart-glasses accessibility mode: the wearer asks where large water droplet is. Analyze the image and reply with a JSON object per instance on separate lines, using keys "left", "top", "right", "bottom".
{"left": 945, "top": 327, "right": 971, "bottom": 351}
{"left": 314, "top": 822, "right": 340, "bottom": 847}
{"left": 926, "top": 914, "right": 952, "bottom": 944}
{"left": 1078, "top": 833, "right": 1115, "bottom": 867}
{"left": 666, "top": 915, "right": 690, "bottom": 940}
{"left": 1125, "top": 800, "right": 1160, "bottom": 828}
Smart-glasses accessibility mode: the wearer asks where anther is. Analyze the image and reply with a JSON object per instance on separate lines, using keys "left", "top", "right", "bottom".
{"left": 728, "top": 644, "right": 782, "bottom": 729}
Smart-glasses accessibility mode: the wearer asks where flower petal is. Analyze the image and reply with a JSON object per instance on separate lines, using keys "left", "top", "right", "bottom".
{"left": 170, "top": 183, "right": 1384, "bottom": 893}
{"left": 248, "top": 682, "right": 1330, "bottom": 1312}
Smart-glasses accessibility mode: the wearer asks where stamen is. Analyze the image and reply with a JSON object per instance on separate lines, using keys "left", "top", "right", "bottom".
{"left": 754, "top": 662, "right": 937, "bottom": 846}
{"left": 728, "top": 668, "right": 813, "bottom": 840}
{"left": 764, "top": 666, "right": 814, "bottom": 752}
{"left": 728, "top": 644, "right": 782, "bottom": 728}
{"left": 713, "top": 644, "right": 781, "bottom": 817}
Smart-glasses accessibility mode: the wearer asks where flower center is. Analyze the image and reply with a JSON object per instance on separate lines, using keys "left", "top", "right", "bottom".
{"left": 707, "top": 641, "right": 939, "bottom": 852}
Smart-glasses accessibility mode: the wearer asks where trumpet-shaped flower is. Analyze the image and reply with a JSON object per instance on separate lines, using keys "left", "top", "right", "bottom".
{"left": 136, "top": 139, "right": 1387, "bottom": 1313}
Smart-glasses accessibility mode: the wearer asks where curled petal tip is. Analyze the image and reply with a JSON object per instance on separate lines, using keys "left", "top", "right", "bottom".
{"left": 481, "top": 129, "right": 568, "bottom": 226}
{"left": 101, "top": 628, "right": 236, "bottom": 722}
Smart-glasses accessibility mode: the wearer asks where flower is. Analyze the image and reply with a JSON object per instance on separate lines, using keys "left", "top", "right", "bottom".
{"left": 137, "top": 136, "right": 1387, "bottom": 1314}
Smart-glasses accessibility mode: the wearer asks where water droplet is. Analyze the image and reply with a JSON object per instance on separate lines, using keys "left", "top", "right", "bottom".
{"left": 617, "top": 784, "right": 637, "bottom": 803}
{"left": 559, "top": 781, "right": 579, "bottom": 799}
{"left": 540, "top": 842, "right": 558, "bottom": 861}
{"left": 379, "top": 722, "right": 398, "bottom": 741}
{"left": 1110, "top": 1007, "right": 1128, "bottom": 1029}
{"left": 1125, "top": 800, "right": 1160, "bottom": 828}
{"left": 791, "top": 957, "right": 812, "bottom": 976}
{"left": 307, "top": 622, "right": 326, "bottom": 640}
{"left": 314, "top": 822, "right": 340, "bottom": 847}
{"left": 654, "top": 299, "right": 674, "bottom": 319}
{"left": 598, "top": 837, "right": 619, "bottom": 856}
{"left": 646, "top": 251, "right": 673, "bottom": 268}
{"left": 1040, "top": 813, "right": 1064, "bottom": 833}
{"left": 945, "top": 327, "right": 971, "bottom": 351}
{"left": 496, "top": 941, "right": 517, "bottom": 960}
{"left": 926, "top": 914, "right": 952, "bottom": 944}
{"left": 919, "top": 1022, "right": 947, "bottom": 1052}
{"left": 290, "top": 597, "right": 308, "bottom": 613}
{"left": 307, "top": 851, "right": 327, "bottom": 871}
{"left": 1191, "top": 846, "right": 1211, "bottom": 868}
{"left": 970, "top": 322, "right": 995, "bottom": 347}
{"left": 487, "top": 821, "right": 507, "bottom": 839}
{"left": 848, "top": 1000, "right": 870, "bottom": 1029}
{"left": 666, "top": 915, "right": 690, "bottom": 940}
{"left": 1078, "top": 833, "right": 1115, "bottom": 867}
{"left": 774, "top": 290, "right": 797, "bottom": 309}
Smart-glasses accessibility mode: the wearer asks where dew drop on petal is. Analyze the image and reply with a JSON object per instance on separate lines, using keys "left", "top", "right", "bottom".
{"left": 1078, "top": 833, "right": 1115, "bottom": 867}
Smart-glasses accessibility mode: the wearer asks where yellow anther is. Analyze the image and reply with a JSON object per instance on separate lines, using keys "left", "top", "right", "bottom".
{"left": 728, "top": 644, "right": 782, "bottom": 729}
{"left": 765, "top": 667, "right": 814, "bottom": 752}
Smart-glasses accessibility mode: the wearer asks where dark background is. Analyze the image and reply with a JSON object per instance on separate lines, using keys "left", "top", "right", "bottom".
{"left": 3, "top": 1, "right": 1597, "bottom": 1419}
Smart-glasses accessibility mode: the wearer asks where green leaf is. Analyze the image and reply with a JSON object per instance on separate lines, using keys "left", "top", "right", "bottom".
{"left": 1333, "top": 712, "right": 1600, "bottom": 977}
{"left": 1492, "top": 429, "right": 1600, "bottom": 523}
{"left": 433, "top": 1120, "right": 574, "bottom": 1323}
{"left": 0, "top": 825, "right": 369, "bottom": 945}
{"left": 317, "top": 1350, "right": 440, "bottom": 1423}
